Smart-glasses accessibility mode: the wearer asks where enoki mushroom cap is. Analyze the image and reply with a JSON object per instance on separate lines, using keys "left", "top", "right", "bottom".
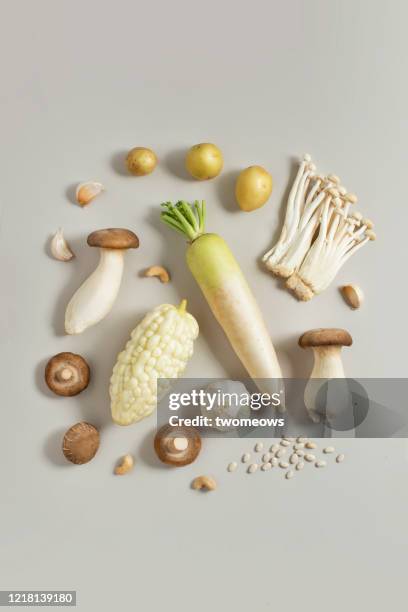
{"left": 154, "top": 425, "right": 201, "bottom": 467}
{"left": 299, "top": 328, "right": 353, "bottom": 348}
{"left": 45, "top": 352, "right": 90, "bottom": 396}
{"left": 62, "top": 422, "right": 100, "bottom": 465}
{"left": 87, "top": 228, "right": 139, "bottom": 250}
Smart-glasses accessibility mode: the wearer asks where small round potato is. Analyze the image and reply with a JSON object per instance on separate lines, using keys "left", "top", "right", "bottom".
{"left": 126, "top": 147, "right": 157, "bottom": 176}
{"left": 185, "top": 143, "right": 223, "bottom": 180}
{"left": 235, "top": 166, "right": 273, "bottom": 211}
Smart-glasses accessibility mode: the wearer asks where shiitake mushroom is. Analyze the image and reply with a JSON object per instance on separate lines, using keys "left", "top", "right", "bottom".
{"left": 154, "top": 425, "right": 201, "bottom": 467}
{"left": 45, "top": 352, "right": 90, "bottom": 396}
{"left": 62, "top": 422, "right": 100, "bottom": 465}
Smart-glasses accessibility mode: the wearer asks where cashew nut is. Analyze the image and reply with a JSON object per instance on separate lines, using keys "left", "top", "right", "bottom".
{"left": 144, "top": 265, "right": 170, "bottom": 283}
{"left": 191, "top": 476, "right": 217, "bottom": 491}
{"left": 114, "top": 454, "right": 134, "bottom": 475}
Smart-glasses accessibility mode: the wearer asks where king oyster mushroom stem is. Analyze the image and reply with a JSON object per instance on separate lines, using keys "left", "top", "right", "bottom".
{"left": 65, "top": 229, "right": 139, "bottom": 335}
{"left": 299, "top": 329, "right": 352, "bottom": 423}
{"left": 50, "top": 228, "right": 75, "bottom": 261}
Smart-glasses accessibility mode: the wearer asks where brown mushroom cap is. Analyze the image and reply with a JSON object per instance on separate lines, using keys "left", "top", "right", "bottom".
{"left": 299, "top": 328, "right": 353, "bottom": 348}
{"left": 154, "top": 425, "right": 201, "bottom": 467}
{"left": 62, "top": 422, "right": 100, "bottom": 465}
{"left": 87, "top": 228, "right": 139, "bottom": 250}
{"left": 45, "top": 352, "right": 90, "bottom": 396}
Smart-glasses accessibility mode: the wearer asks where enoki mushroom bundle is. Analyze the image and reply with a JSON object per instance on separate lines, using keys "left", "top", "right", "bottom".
{"left": 262, "top": 154, "right": 376, "bottom": 301}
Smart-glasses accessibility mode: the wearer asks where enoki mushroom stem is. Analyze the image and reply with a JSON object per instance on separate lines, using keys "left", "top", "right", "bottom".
{"left": 263, "top": 154, "right": 376, "bottom": 300}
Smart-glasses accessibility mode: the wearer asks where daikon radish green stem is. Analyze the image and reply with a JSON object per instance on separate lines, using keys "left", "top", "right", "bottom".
{"left": 160, "top": 201, "right": 283, "bottom": 384}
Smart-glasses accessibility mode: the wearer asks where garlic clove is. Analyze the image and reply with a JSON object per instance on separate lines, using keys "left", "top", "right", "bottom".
{"left": 76, "top": 181, "right": 104, "bottom": 206}
{"left": 340, "top": 284, "right": 364, "bottom": 309}
{"left": 51, "top": 228, "right": 75, "bottom": 261}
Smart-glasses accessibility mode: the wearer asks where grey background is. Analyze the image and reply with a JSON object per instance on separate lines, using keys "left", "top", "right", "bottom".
{"left": 1, "top": 0, "right": 407, "bottom": 610}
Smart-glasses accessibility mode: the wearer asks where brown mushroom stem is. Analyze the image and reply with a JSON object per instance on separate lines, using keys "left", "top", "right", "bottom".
{"left": 58, "top": 367, "right": 74, "bottom": 381}
{"left": 166, "top": 436, "right": 189, "bottom": 453}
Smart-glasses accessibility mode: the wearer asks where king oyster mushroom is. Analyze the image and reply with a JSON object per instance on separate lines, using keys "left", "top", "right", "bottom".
{"left": 45, "top": 352, "right": 90, "bottom": 396}
{"left": 299, "top": 328, "right": 352, "bottom": 423}
{"left": 65, "top": 228, "right": 139, "bottom": 335}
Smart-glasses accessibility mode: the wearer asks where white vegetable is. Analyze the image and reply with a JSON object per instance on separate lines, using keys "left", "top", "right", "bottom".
{"left": 110, "top": 301, "right": 199, "bottom": 425}
{"left": 201, "top": 380, "right": 250, "bottom": 431}
{"left": 161, "top": 202, "right": 284, "bottom": 399}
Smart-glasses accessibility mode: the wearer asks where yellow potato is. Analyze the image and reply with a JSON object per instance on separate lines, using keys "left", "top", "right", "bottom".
{"left": 235, "top": 165, "right": 273, "bottom": 211}
{"left": 185, "top": 143, "right": 223, "bottom": 180}
{"left": 126, "top": 147, "right": 157, "bottom": 176}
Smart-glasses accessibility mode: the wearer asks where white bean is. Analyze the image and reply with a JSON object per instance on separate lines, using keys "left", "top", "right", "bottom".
{"left": 270, "top": 457, "right": 278, "bottom": 467}
{"left": 227, "top": 462, "right": 238, "bottom": 472}
{"left": 254, "top": 442, "right": 263, "bottom": 452}
{"left": 270, "top": 444, "right": 280, "bottom": 453}
{"left": 279, "top": 461, "right": 289, "bottom": 469}
{"left": 247, "top": 463, "right": 258, "bottom": 474}
{"left": 262, "top": 452, "right": 272, "bottom": 462}
{"left": 336, "top": 454, "right": 345, "bottom": 463}
{"left": 297, "top": 436, "right": 307, "bottom": 443}
{"left": 296, "top": 450, "right": 304, "bottom": 457}
{"left": 305, "top": 441, "right": 317, "bottom": 449}
{"left": 242, "top": 453, "right": 251, "bottom": 463}
{"left": 286, "top": 470, "right": 294, "bottom": 479}
{"left": 296, "top": 461, "right": 305, "bottom": 471}
{"left": 294, "top": 443, "right": 305, "bottom": 450}
{"left": 261, "top": 462, "right": 271, "bottom": 471}
{"left": 305, "top": 454, "right": 315, "bottom": 462}
{"left": 276, "top": 449, "right": 286, "bottom": 458}
{"left": 315, "top": 460, "right": 327, "bottom": 468}
{"left": 323, "top": 446, "right": 335, "bottom": 454}
{"left": 280, "top": 439, "right": 290, "bottom": 447}
{"left": 289, "top": 453, "right": 298, "bottom": 464}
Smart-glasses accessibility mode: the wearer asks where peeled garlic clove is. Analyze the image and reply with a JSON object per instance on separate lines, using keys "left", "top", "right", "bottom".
{"left": 51, "top": 228, "right": 75, "bottom": 261}
{"left": 341, "top": 284, "right": 364, "bottom": 309}
{"left": 76, "top": 181, "right": 104, "bottom": 206}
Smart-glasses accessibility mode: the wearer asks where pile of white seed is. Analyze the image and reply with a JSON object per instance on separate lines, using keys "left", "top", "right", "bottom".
{"left": 227, "top": 437, "right": 345, "bottom": 480}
